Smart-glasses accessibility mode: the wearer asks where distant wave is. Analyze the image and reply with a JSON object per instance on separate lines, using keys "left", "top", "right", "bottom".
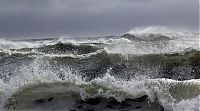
{"left": 124, "top": 26, "right": 198, "bottom": 41}
{"left": 121, "top": 33, "right": 171, "bottom": 41}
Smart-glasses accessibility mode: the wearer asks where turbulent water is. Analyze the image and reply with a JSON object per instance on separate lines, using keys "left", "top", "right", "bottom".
{"left": 0, "top": 31, "right": 199, "bottom": 111}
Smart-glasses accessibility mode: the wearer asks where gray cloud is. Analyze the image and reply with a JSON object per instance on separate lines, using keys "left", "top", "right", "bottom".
{"left": 0, "top": 0, "right": 198, "bottom": 38}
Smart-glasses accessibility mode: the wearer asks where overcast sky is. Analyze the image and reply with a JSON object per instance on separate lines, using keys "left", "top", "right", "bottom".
{"left": 0, "top": 0, "right": 198, "bottom": 38}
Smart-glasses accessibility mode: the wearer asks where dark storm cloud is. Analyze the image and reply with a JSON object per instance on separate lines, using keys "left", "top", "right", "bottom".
{"left": 0, "top": 0, "right": 198, "bottom": 38}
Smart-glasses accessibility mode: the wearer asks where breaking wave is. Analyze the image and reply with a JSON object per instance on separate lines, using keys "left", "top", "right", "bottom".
{"left": 0, "top": 30, "right": 199, "bottom": 111}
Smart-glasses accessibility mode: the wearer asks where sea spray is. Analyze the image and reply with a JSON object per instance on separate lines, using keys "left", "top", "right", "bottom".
{"left": 0, "top": 31, "right": 199, "bottom": 111}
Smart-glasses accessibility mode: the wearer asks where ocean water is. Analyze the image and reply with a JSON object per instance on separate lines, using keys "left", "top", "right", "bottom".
{"left": 0, "top": 30, "right": 199, "bottom": 111}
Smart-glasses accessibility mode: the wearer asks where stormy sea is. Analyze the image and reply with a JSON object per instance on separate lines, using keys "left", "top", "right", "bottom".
{"left": 0, "top": 29, "right": 199, "bottom": 111}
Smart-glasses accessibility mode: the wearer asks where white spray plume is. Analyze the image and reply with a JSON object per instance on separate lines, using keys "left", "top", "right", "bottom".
{"left": 127, "top": 26, "right": 173, "bottom": 34}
